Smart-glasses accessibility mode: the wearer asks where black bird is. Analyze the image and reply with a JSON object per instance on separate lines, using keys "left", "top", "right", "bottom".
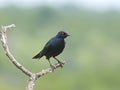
{"left": 32, "top": 31, "right": 70, "bottom": 71}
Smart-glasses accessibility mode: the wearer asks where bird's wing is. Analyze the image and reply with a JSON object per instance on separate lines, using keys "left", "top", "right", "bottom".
{"left": 32, "top": 41, "right": 52, "bottom": 59}
{"left": 42, "top": 38, "right": 54, "bottom": 54}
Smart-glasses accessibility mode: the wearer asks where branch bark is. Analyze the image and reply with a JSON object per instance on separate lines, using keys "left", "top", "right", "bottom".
{"left": 0, "top": 24, "right": 66, "bottom": 90}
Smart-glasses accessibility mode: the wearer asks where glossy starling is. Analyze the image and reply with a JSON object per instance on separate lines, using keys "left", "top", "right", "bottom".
{"left": 32, "top": 31, "right": 70, "bottom": 71}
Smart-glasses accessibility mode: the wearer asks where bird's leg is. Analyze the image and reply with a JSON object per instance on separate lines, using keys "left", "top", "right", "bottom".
{"left": 53, "top": 57, "right": 63, "bottom": 68}
{"left": 48, "top": 59, "right": 55, "bottom": 72}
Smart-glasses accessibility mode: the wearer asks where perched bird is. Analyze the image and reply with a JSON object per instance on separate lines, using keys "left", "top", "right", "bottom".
{"left": 32, "top": 31, "right": 70, "bottom": 71}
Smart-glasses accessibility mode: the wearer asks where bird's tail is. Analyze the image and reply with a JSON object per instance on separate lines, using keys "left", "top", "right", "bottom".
{"left": 32, "top": 52, "right": 43, "bottom": 59}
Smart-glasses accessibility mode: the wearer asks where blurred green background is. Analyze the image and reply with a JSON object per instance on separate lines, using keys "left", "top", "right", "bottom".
{"left": 0, "top": 1, "right": 120, "bottom": 90}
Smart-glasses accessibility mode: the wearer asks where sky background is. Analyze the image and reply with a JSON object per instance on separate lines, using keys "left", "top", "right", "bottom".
{"left": 0, "top": 0, "right": 120, "bottom": 11}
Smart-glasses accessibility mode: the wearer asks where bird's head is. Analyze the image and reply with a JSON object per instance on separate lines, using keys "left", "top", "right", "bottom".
{"left": 56, "top": 31, "right": 70, "bottom": 39}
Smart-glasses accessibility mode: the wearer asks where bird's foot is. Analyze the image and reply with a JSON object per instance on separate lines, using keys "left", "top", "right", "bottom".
{"left": 58, "top": 61, "right": 64, "bottom": 68}
{"left": 50, "top": 65, "right": 55, "bottom": 72}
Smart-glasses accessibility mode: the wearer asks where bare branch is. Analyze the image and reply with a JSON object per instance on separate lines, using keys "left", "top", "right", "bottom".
{"left": 0, "top": 24, "right": 66, "bottom": 90}
{"left": 26, "top": 74, "right": 36, "bottom": 90}
{"left": 0, "top": 24, "right": 33, "bottom": 77}
{"left": 36, "top": 61, "right": 66, "bottom": 78}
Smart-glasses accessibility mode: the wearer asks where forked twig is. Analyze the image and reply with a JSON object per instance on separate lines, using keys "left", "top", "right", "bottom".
{"left": 0, "top": 24, "right": 66, "bottom": 90}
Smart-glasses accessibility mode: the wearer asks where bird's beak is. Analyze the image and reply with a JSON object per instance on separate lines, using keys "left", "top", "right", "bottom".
{"left": 67, "top": 34, "right": 70, "bottom": 36}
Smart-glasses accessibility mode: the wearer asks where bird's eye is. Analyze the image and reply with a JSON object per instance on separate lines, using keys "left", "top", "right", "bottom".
{"left": 61, "top": 32, "right": 65, "bottom": 35}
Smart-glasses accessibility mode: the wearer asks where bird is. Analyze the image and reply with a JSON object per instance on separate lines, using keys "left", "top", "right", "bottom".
{"left": 32, "top": 31, "right": 70, "bottom": 71}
